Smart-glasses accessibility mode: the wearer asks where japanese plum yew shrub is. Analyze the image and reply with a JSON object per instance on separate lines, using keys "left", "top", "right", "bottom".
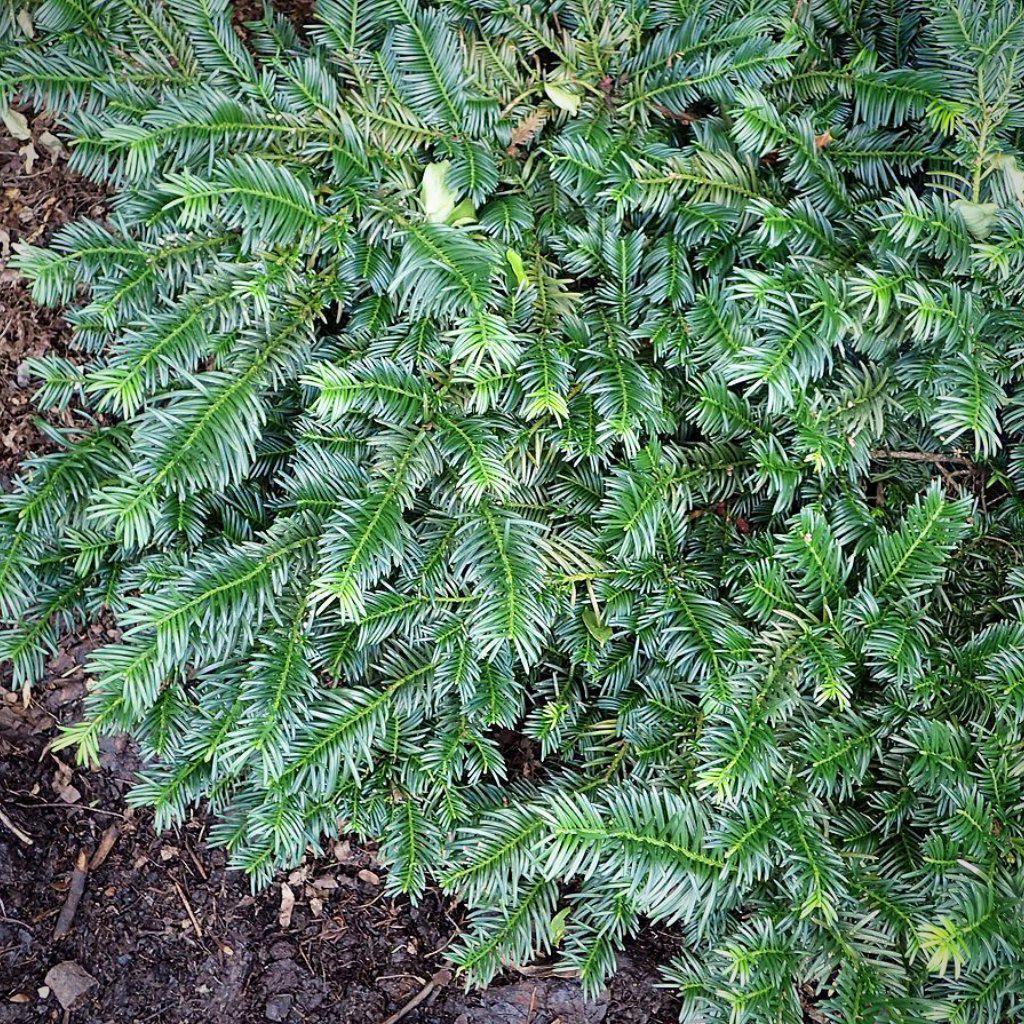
{"left": 4, "top": 0, "right": 1024, "bottom": 1017}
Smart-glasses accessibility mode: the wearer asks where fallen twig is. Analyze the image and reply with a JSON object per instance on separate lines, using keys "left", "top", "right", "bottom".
{"left": 7, "top": 798, "right": 126, "bottom": 819}
{"left": 0, "top": 914, "right": 34, "bottom": 934}
{"left": 88, "top": 824, "right": 120, "bottom": 871}
{"left": 0, "top": 806, "right": 33, "bottom": 846}
{"left": 173, "top": 879, "right": 203, "bottom": 938}
{"left": 870, "top": 449, "right": 975, "bottom": 467}
{"left": 378, "top": 968, "right": 452, "bottom": 1024}
{"left": 53, "top": 847, "right": 90, "bottom": 939}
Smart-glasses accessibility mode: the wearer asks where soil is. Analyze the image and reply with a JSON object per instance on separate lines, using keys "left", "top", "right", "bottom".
{"left": 0, "top": 107, "right": 106, "bottom": 485}
{"left": 0, "top": 94, "right": 684, "bottom": 1024}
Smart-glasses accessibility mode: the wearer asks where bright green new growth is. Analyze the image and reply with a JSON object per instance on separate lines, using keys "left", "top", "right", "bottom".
{"left": 3, "top": 0, "right": 1024, "bottom": 1017}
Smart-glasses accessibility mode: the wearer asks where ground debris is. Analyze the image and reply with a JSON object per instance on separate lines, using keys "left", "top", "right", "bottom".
{"left": 44, "top": 960, "right": 98, "bottom": 1010}
{"left": 52, "top": 847, "right": 90, "bottom": 939}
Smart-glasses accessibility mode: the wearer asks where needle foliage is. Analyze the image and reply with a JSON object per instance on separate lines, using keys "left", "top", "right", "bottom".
{"left": 4, "top": 0, "right": 1024, "bottom": 1017}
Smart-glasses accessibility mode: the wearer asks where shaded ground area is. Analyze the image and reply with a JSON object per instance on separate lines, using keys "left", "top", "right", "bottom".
{"left": 0, "top": 617, "right": 683, "bottom": 1024}
{"left": 0, "top": 79, "right": 683, "bottom": 1024}
{"left": 0, "top": 107, "right": 106, "bottom": 484}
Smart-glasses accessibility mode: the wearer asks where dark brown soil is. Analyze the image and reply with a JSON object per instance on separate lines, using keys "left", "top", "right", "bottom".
{"left": 0, "top": 106, "right": 106, "bottom": 485}
{"left": 0, "top": 93, "right": 683, "bottom": 1024}
{"left": 233, "top": 0, "right": 317, "bottom": 35}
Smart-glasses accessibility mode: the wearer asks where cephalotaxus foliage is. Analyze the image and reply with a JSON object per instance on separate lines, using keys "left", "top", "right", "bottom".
{"left": 4, "top": 0, "right": 1024, "bottom": 1015}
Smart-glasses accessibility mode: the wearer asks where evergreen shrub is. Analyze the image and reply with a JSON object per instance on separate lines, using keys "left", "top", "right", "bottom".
{"left": 3, "top": 0, "right": 1024, "bottom": 1016}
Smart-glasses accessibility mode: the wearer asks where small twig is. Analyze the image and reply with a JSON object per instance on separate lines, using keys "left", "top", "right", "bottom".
{"left": 53, "top": 847, "right": 91, "bottom": 939}
{"left": 173, "top": 879, "right": 204, "bottom": 938}
{"left": 0, "top": 915, "right": 34, "bottom": 934}
{"left": 183, "top": 843, "right": 208, "bottom": 881}
{"left": 8, "top": 798, "right": 126, "bottom": 819}
{"left": 88, "top": 825, "right": 120, "bottom": 871}
{"left": 0, "top": 806, "right": 33, "bottom": 846}
{"left": 378, "top": 968, "right": 452, "bottom": 1024}
{"left": 870, "top": 448, "right": 975, "bottom": 467}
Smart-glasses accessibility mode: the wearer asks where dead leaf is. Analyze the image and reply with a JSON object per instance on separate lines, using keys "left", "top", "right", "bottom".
{"left": 2, "top": 107, "right": 31, "bottom": 142}
{"left": 16, "top": 8, "right": 34, "bottom": 38}
{"left": 309, "top": 896, "right": 324, "bottom": 918}
{"left": 21, "top": 142, "right": 37, "bottom": 174}
{"left": 44, "top": 961, "right": 97, "bottom": 1010}
{"left": 357, "top": 868, "right": 380, "bottom": 886}
{"left": 278, "top": 882, "right": 295, "bottom": 928}
{"left": 507, "top": 108, "right": 548, "bottom": 152}
{"left": 8, "top": 994, "right": 30, "bottom": 1004}
{"left": 814, "top": 130, "right": 834, "bottom": 150}
{"left": 159, "top": 845, "right": 179, "bottom": 861}
{"left": 38, "top": 131, "right": 67, "bottom": 161}
{"left": 58, "top": 782, "right": 81, "bottom": 804}
{"left": 51, "top": 763, "right": 81, "bottom": 804}
{"left": 311, "top": 874, "right": 338, "bottom": 890}
{"left": 991, "top": 153, "right": 1024, "bottom": 205}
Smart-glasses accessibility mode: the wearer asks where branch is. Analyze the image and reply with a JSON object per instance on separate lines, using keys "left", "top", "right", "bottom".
{"left": 870, "top": 449, "right": 976, "bottom": 467}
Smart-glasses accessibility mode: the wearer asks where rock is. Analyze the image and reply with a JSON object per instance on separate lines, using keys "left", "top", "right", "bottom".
{"left": 44, "top": 961, "right": 98, "bottom": 1010}
{"left": 265, "top": 993, "right": 293, "bottom": 1021}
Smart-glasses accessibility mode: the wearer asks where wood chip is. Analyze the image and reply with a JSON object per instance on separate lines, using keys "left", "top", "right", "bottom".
{"left": 278, "top": 882, "right": 295, "bottom": 928}
{"left": 88, "top": 825, "right": 120, "bottom": 871}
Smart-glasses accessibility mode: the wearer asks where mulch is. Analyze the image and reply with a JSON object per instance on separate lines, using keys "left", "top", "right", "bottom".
{"left": 0, "top": 107, "right": 106, "bottom": 486}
